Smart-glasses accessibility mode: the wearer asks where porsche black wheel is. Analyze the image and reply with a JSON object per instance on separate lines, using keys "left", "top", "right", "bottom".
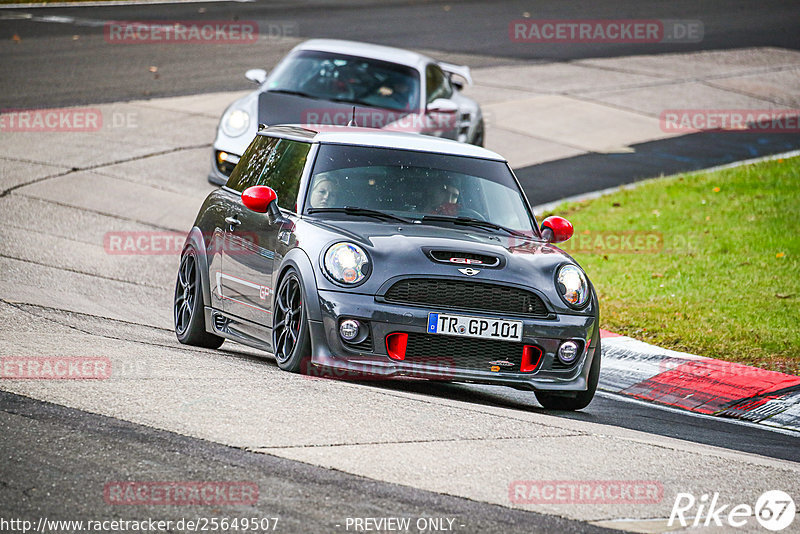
{"left": 174, "top": 247, "right": 224, "bottom": 349}
{"left": 272, "top": 270, "right": 311, "bottom": 373}
{"left": 535, "top": 339, "right": 600, "bottom": 411}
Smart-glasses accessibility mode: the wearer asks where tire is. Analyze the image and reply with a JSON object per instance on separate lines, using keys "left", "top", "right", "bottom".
{"left": 174, "top": 247, "right": 225, "bottom": 349}
{"left": 272, "top": 269, "right": 312, "bottom": 373}
{"left": 535, "top": 338, "right": 601, "bottom": 411}
{"left": 471, "top": 119, "right": 485, "bottom": 147}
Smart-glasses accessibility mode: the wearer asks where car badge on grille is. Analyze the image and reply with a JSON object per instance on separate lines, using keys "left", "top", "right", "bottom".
{"left": 449, "top": 257, "right": 483, "bottom": 265}
{"left": 457, "top": 267, "right": 481, "bottom": 276}
{"left": 489, "top": 360, "right": 514, "bottom": 367}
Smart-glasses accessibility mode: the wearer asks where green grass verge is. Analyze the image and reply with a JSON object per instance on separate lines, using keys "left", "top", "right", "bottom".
{"left": 545, "top": 156, "right": 800, "bottom": 374}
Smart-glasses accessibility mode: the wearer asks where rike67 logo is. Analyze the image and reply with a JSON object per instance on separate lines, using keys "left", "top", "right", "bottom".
{"left": 670, "top": 490, "right": 796, "bottom": 531}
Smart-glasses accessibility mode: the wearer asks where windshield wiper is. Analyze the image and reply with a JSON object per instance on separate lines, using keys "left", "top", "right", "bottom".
{"left": 267, "top": 88, "right": 324, "bottom": 100}
{"left": 307, "top": 207, "right": 412, "bottom": 224}
{"left": 420, "top": 215, "right": 527, "bottom": 237}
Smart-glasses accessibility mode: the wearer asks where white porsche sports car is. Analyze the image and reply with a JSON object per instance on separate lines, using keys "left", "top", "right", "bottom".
{"left": 209, "top": 39, "right": 484, "bottom": 185}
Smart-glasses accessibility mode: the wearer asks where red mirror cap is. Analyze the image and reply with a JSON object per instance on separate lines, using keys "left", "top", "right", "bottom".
{"left": 242, "top": 186, "right": 278, "bottom": 213}
{"left": 541, "top": 216, "right": 574, "bottom": 243}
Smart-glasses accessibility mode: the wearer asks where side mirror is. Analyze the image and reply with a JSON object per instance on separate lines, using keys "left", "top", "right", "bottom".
{"left": 541, "top": 216, "right": 574, "bottom": 243}
{"left": 426, "top": 98, "right": 458, "bottom": 114}
{"left": 245, "top": 68, "right": 268, "bottom": 84}
{"left": 242, "top": 186, "right": 282, "bottom": 224}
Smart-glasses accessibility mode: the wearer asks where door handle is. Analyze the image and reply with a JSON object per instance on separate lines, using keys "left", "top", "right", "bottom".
{"left": 225, "top": 216, "right": 241, "bottom": 226}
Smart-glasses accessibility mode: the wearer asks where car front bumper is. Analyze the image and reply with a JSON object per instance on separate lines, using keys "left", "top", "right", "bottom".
{"left": 307, "top": 289, "right": 599, "bottom": 392}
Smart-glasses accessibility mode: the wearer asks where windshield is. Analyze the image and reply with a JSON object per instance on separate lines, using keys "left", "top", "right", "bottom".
{"left": 267, "top": 50, "right": 421, "bottom": 112}
{"left": 305, "top": 144, "right": 537, "bottom": 235}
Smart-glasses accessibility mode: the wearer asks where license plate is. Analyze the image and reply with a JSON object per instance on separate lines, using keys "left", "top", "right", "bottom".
{"left": 427, "top": 312, "right": 522, "bottom": 342}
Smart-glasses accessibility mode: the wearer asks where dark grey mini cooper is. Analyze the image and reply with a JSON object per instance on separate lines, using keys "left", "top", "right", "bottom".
{"left": 175, "top": 125, "right": 600, "bottom": 410}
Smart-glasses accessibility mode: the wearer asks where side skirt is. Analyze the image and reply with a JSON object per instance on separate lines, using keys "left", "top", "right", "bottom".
{"left": 204, "top": 307, "right": 273, "bottom": 353}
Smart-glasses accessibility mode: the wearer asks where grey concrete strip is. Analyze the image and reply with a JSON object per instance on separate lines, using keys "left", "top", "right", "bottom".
{"left": 15, "top": 170, "right": 202, "bottom": 231}
{"left": 471, "top": 62, "right": 665, "bottom": 94}
{"left": 583, "top": 81, "right": 788, "bottom": 118}
{"left": 0, "top": 255, "right": 170, "bottom": 328}
{"left": 705, "top": 67, "right": 800, "bottom": 107}
{"left": 486, "top": 94, "right": 668, "bottom": 154}
{"left": 92, "top": 146, "right": 218, "bottom": 197}
{"left": 0, "top": 157, "right": 69, "bottom": 191}
{"left": 574, "top": 47, "right": 800, "bottom": 79}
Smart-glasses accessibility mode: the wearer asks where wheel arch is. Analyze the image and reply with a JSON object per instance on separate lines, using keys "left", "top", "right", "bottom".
{"left": 274, "top": 248, "right": 323, "bottom": 322}
{"left": 183, "top": 227, "right": 213, "bottom": 308}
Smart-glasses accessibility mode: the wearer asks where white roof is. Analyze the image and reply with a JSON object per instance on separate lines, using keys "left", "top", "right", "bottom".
{"left": 285, "top": 125, "right": 505, "bottom": 161}
{"left": 292, "top": 39, "right": 432, "bottom": 71}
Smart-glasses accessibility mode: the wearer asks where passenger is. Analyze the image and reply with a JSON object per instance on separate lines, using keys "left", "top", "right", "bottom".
{"left": 309, "top": 176, "right": 337, "bottom": 208}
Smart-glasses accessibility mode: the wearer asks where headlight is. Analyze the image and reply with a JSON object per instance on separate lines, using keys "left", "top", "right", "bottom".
{"left": 221, "top": 109, "right": 250, "bottom": 137}
{"left": 556, "top": 264, "right": 589, "bottom": 308}
{"left": 323, "top": 243, "right": 371, "bottom": 285}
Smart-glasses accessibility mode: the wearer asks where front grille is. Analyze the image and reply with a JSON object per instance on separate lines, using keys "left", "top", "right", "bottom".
{"left": 403, "top": 333, "right": 523, "bottom": 372}
{"left": 549, "top": 357, "right": 578, "bottom": 370}
{"left": 384, "top": 279, "right": 548, "bottom": 317}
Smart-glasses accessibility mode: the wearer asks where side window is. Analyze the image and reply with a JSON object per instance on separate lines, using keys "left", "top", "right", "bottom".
{"left": 225, "top": 135, "right": 279, "bottom": 192}
{"left": 255, "top": 139, "right": 312, "bottom": 211}
{"left": 425, "top": 64, "right": 452, "bottom": 103}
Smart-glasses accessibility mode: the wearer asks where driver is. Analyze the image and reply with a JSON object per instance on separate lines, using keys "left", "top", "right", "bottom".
{"left": 309, "top": 176, "right": 338, "bottom": 208}
{"left": 427, "top": 177, "right": 461, "bottom": 216}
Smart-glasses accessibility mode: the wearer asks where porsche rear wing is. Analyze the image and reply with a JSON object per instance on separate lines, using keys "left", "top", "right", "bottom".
{"left": 439, "top": 62, "right": 473, "bottom": 85}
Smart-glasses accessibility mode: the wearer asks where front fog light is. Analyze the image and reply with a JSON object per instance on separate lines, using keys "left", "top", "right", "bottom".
{"left": 339, "top": 319, "right": 360, "bottom": 341}
{"left": 557, "top": 340, "right": 580, "bottom": 365}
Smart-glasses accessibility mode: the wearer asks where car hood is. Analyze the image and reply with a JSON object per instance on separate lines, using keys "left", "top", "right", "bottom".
{"left": 297, "top": 218, "right": 592, "bottom": 315}
{"left": 258, "top": 91, "right": 417, "bottom": 130}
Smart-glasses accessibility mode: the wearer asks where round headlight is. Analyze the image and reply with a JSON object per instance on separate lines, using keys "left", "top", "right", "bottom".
{"left": 556, "top": 264, "right": 589, "bottom": 308}
{"left": 222, "top": 109, "right": 250, "bottom": 137}
{"left": 324, "top": 243, "right": 370, "bottom": 285}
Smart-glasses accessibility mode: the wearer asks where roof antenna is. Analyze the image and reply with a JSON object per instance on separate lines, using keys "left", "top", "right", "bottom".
{"left": 347, "top": 106, "right": 358, "bottom": 127}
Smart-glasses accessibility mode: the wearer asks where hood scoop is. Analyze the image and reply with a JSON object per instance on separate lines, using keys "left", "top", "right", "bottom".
{"left": 426, "top": 249, "right": 503, "bottom": 269}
